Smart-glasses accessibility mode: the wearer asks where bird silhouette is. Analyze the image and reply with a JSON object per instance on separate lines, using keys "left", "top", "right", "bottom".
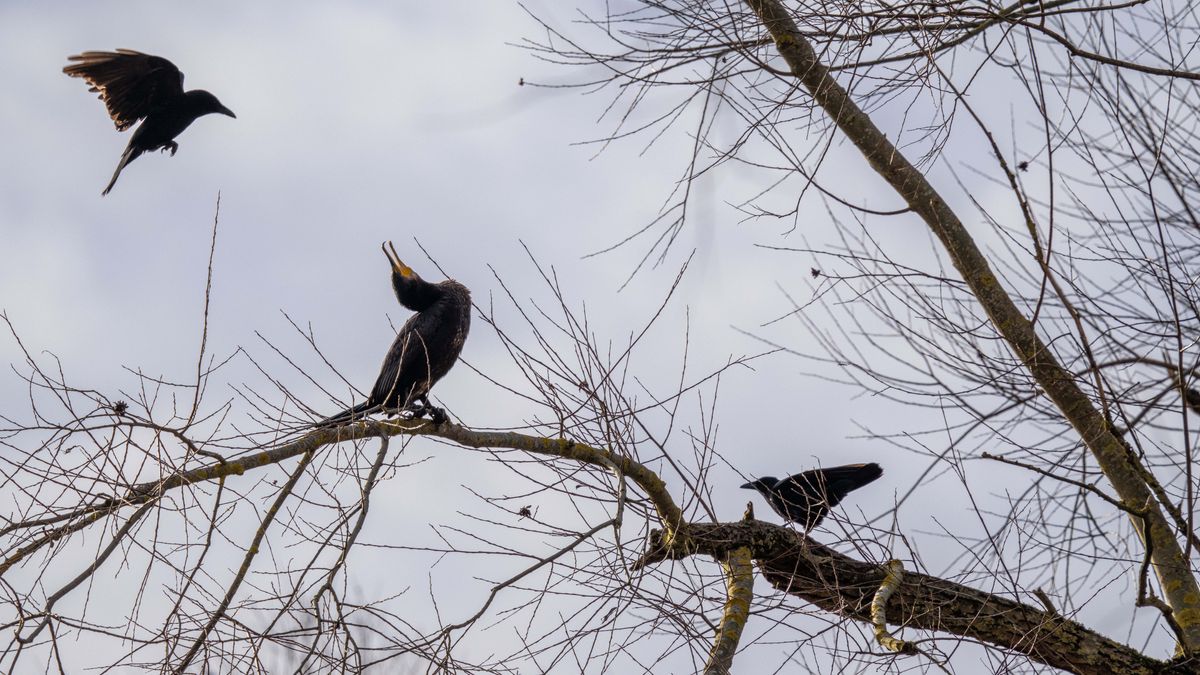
{"left": 318, "top": 242, "right": 471, "bottom": 427}
{"left": 742, "top": 463, "right": 882, "bottom": 529}
{"left": 64, "top": 49, "right": 235, "bottom": 195}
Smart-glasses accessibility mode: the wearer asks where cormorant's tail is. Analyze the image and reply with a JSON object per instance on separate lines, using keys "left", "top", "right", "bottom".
{"left": 102, "top": 145, "right": 140, "bottom": 196}
{"left": 314, "top": 401, "right": 375, "bottom": 428}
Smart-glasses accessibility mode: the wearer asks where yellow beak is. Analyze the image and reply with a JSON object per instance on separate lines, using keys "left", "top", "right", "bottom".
{"left": 381, "top": 240, "right": 414, "bottom": 278}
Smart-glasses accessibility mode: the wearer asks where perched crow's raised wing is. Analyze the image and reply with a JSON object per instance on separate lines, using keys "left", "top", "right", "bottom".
{"left": 63, "top": 50, "right": 185, "bottom": 131}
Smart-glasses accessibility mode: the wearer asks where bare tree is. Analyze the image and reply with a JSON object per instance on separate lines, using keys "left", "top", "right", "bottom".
{"left": 4, "top": 1, "right": 1200, "bottom": 673}
{"left": 521, "top": 0, "right": 1200, "bottom": 670}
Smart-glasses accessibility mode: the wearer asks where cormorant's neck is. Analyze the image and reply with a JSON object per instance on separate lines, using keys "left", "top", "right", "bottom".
{"left": 392, "top": 274, "right": 442, "bottom": 311}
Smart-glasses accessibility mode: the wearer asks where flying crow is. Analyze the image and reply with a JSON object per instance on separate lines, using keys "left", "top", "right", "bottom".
{"left": 64, "top": 49, "right": 235, "bottom": 195}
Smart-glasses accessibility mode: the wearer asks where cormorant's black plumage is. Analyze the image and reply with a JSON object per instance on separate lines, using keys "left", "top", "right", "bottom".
{"left": 63, "top": 49, "right": 235, "bottom": 195}
{"left": 741, "top": 463, "right": 882, "bottom": 529}
{"left": 319, "top": 242, "right": 471, "bottom": 427}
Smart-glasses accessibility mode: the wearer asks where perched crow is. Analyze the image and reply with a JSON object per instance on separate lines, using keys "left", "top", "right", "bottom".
{"left": 319, "top": 242, "right": 471, "bottom": 427}
{"left": 741, "top": 463, "right": 883, "bottom": 529}
{"left": 63, "top": 49, "right": 235, "bottom": 195}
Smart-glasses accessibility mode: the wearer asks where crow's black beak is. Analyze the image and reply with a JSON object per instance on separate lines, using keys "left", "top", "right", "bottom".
{"left": 740, "top": 482, "right": 756, "bottom": 490}
{"left": 218, "top": 105, "right": 236, "bottom": 119}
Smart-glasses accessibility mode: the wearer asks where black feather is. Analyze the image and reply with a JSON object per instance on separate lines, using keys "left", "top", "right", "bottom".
{"left": 317, "top": 243, "right": 471, "bottom": 427}
{"left": 741, "top": 463, "right": 882, "bottom": 530}
{"left": 64, "top": 49, "right": 235, "bottom": 194}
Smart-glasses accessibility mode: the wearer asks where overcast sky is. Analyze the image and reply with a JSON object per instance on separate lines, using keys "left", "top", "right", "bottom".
{"left": 0, "top": 2, "right": 1123, "bottom": 673}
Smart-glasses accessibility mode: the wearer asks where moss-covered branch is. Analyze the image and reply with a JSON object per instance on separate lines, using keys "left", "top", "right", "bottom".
{"left": 636, "top": 519, "right": 1193, "bottom": 675}
{"left": 871, "top": 560, "right": 916, "bottom": 655}
{"left": 703, "top": 546, "right": 754, "bottom": 674}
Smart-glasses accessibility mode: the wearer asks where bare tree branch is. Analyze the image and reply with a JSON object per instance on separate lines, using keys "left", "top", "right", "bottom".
{"left": 636, "top": 519, "right": 1194, "bottom": 674}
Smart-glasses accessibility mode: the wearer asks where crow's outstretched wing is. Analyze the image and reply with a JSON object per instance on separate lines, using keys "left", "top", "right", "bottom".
{"left": 64, "top": 50, "right": 185, "bottom": 131}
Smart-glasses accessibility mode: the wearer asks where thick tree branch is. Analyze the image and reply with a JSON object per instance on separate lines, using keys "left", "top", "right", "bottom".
{"left": 871, "top": 560, "right": 916, "bottom": 655}
{"left": 635, "top": 519, "right": 1194, "bottom": 675}
{"left": 703, "top": 546, "right": 753, "bottom": 675}
{"left": 741, "top": 0, "right": 1200, "bottom": 652}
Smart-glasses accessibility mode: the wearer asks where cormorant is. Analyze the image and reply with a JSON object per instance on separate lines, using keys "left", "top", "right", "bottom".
{"left": 63, "top": 49, "right": 236, "bottom": 195}
{"left": 741, "top": 463, "right": 883, "bottom": 529}
{"left": 319, "top": 242, "right": 471, "bottom": 427}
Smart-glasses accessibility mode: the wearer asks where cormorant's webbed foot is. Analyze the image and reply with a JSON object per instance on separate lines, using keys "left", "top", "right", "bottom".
{"left": 401, "top": 399, "right": 448, "bottom": 425}
{"left": 428, "top": 406, "right": 448, "bottom": 425}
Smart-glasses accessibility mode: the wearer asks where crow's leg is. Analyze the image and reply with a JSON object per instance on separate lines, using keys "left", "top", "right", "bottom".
{"left": 165, "top": 141, "right": 179, "bottom": 156}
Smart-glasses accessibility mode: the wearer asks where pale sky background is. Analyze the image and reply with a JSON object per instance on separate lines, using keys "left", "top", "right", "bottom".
{"left": 0, "top": 1, "right": 1154, "bottom": 673}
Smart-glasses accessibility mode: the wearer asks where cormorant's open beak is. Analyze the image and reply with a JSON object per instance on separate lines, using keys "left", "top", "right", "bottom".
{"left": 218, "top": 105, "right": 236, "bottom": 119}
{"left": 740, "top": 482, "right": 755, "bottom": 490}
{"left": 381, "top": 240, "right": 415, "bottom": 278}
